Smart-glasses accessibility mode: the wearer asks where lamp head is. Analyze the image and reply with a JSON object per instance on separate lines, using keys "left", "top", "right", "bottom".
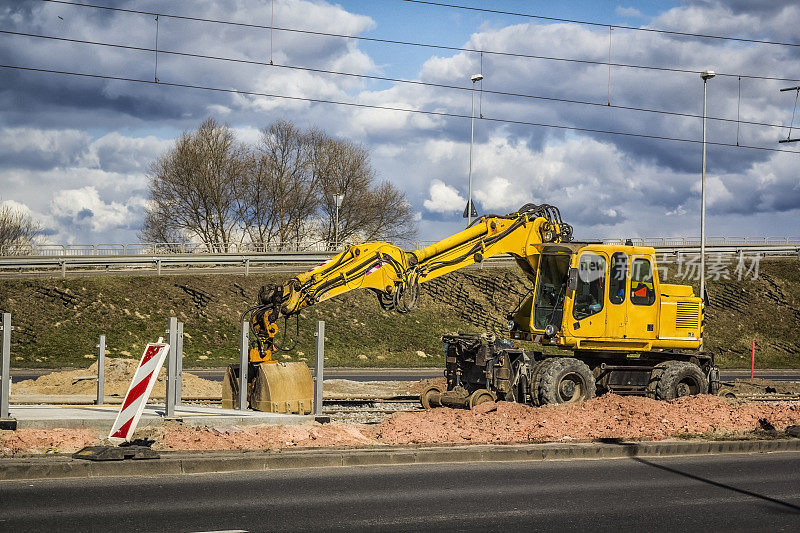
{"left": 701, "top": 70, "right": 716, "bottom": 81}
{"left": 470, "top": 74, "right": 483, "bottom": 83}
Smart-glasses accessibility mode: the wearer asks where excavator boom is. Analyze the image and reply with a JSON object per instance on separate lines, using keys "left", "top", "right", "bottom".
{"left": 249, "top": 204, "right": 571, "bottom": 362}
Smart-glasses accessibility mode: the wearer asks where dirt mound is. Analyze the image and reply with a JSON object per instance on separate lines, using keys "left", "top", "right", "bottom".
{"left": 12, "top": 359, "right": 220, "bottom": 399}
{"left": 377, "top": 394, "right": 800, "bottom": 445}
{"left": 157, "top": 422, "right": 376, "bottom": 451}
{"left": 0, "top": 428, "right": 98, "bottom": 455}
{"left": 2, "top": 394, "right": 799, "bottom": 455}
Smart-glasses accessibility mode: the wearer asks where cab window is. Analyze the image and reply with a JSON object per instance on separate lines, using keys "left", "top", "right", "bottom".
{"left": 631, "top": 258, "right": 656, "bottom": 306}
{"left": 573, "top": 253, "right": 606, "bottom": 321}
{"left": 609, "top": 252, "right": 627, "bottom": 305}
{"left": 533, "top": 254, "right": 571, "bottom": 330}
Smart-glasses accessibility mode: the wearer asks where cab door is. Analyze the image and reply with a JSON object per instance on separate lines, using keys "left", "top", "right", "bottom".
{"left": 568, "top": 251, "right": 607, "bottom": 338}
{"left": 625, "top": 255, "right": 659, "bottom": 340}
{"left": 605, "top": 252, "right": 628, "bottom": 339}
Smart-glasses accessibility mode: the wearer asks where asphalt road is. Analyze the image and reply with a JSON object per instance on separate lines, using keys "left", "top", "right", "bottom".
{"left": 8, "top": 368, "right": 800, "bottom": 383}
{"left": 1, "top": 452, "right": 799, "bottom": 532}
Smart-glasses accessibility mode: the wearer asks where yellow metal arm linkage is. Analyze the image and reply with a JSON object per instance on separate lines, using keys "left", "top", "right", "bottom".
{"left": 248, "top": 203, "right": 571, "bottom": 363}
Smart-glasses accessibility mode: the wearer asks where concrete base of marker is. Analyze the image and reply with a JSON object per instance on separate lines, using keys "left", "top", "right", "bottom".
{"left": 73, "top": 445, "right": 160, "bottom": 461}
{"left": 0, "top": 418, "right": 16, "bottom": 430}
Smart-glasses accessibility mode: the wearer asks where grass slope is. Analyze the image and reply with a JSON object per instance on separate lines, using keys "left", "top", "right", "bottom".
{"left": 0, "top": 259, "right": 798, "bottom": 369}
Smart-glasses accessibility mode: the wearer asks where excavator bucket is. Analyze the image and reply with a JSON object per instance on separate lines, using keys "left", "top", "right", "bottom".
{"left": 222, "top": 362, "right": 314, "bottom": 414}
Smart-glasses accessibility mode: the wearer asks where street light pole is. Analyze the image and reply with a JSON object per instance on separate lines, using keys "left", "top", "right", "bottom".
{"left": 700, "top": 70, "right": 715, "bottom": 350}
{"left": 333, "top": 193, "right": 344, "bottom": 250}
{"left": 467, "top": 73, "right": 483, "bottom": 226}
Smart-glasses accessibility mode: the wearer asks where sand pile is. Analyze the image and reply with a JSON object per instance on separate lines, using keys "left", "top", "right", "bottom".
{"left": 157, "top": 422, "right": 376, "bottom": 451}
{"left": 12, "top": 359, "right": 220, "bottom": 399}
{"left": 0, "top": 428, "right": 98, "bottom": 455}
{"left": 6, "top": 394, "right": 798, "bottom": 456}
{"left": 377, "top": 394, "right": 800, "bottom": 445}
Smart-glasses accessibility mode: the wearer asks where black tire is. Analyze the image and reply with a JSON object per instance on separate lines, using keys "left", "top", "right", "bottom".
{"left": 528, "top": 359, "right": 550, "bottom": 406}
{"left": 539, "top": 358, "right": 596, "bottom": 405}
{"left": 654, "top": 362, "right": 708, "bottom": 400}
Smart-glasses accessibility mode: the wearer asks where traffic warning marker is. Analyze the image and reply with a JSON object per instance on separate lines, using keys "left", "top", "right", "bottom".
{"left": 108, "top": 341, "right": 170, "bottom": 444}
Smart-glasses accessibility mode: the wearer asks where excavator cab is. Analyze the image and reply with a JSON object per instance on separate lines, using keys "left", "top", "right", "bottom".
{"left": 510, "top": 243, "right": 704, "bottom": 353}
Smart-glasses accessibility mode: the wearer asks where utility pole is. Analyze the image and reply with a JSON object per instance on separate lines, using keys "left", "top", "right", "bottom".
{"left": 779, "top": 85, "right": 800, "bottom": 144}
{"left": 466, "top": 73, "right": 483, "bottom": 226}
{"left": 699, "top": 70, "right": 715, "bottom": 351}
{"left": 333, "top": 193, "right": 345, "bottom": 250}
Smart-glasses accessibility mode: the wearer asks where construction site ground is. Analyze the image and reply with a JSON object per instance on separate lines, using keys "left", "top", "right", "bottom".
{"left": 2, "top": 363, "right": 800, "bottom": 457}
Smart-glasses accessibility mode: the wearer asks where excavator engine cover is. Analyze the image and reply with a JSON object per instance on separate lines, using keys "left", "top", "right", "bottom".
{"left": 222, "top": 362, "right": 313, "bottom": 414}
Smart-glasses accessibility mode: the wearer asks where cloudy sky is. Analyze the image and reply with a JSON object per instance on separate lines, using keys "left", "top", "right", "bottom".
{"left": 1, "top": 0, "right": 799, "bottom": 244}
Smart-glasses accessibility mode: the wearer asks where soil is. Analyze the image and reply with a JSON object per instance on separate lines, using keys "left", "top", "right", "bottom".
{"left": 4, "top": 394, "right": 798, "bottom": 456}
{"left": 11, "top": 359, "right": 220, "bottom": 399}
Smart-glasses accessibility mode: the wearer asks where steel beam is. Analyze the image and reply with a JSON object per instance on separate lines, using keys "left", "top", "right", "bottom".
{"left": 314, "top": 321, "right": 325, "bottom": 415}
{"left": 96, "top": 335, "right": 105, "bottom": 405}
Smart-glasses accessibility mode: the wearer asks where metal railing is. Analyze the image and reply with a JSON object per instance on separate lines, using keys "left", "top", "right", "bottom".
{"left": 2, "top": 236, "right": 798, "bottom": 257}
{"left": 600, "top": 236, "right": 800, "bottom": 247}
{"left": 0, "top": 238, "right": 797, "bottom": 278}
{"left": 0, "top": 239, "right": 440, "bottom": 257}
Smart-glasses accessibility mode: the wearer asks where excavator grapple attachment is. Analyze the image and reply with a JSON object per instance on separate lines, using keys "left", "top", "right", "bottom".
{"left": 222, "top": 362, "right": 314, "bottom": 414}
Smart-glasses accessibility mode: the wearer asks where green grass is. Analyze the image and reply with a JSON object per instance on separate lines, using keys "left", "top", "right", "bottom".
{"left": 0, "top": 258, "right": 798, "bottom": 369}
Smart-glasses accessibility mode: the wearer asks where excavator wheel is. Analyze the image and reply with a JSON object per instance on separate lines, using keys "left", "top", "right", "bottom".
{"left": 538, "top": 358, "right": 596, "bottom": 406}
{"left": 528, "top": 359, "right": 549, "bottom": 406}
{"left": 653, "top": 361, "right": 708, "bottom": 400}
{"left": 420, "top": 385, "right": 443, "bottom": 409}
{"left": 468, "top": 388, "right": 496, "bottom": 410}
{"left": 222, "top": 362, "right": 314, "bottom": 414}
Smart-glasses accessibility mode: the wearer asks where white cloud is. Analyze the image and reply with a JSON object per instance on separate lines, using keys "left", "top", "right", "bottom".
{"left": 615, "top": 7, "right": 643, "bottom": 18}
{"left": 424, "top": 179, "right": 465, "bottom": 213}
{"left": 48, "top": 186, "right": 144, "bottom": 237}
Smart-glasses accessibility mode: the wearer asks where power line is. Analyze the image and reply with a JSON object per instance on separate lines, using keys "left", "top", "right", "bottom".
{"left": 1, "top": 63, "right": 797, "bottom": 155}
{"left": 401, "top": 0, "right": 800, "bottom": 49}
{"left": 37, "top": 0, "right": 800, "bottom": 83}
{"left": 2, "top": 28, "right": 790, "bottom": 130}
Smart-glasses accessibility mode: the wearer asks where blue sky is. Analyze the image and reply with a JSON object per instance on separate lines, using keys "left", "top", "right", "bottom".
{"left": 0, "top": 0, "right": 799, "bottom": 244}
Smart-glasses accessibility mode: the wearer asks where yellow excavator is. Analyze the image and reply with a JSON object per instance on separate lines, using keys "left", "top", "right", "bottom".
{"left": 223, "top": 203, "right": 718, "bottom": 412}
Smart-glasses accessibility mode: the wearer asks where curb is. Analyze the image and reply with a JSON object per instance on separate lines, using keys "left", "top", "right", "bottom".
{"left": 2, "top": 438, "right": 800, "bottom": 481}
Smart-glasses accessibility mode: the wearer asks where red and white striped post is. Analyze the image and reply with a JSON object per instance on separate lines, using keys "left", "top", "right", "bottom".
{"left": 108, "top": 341, "right": 169, "bottom": 443}
{"left": 751, "top": 339, "right": 756, "bottom": 379}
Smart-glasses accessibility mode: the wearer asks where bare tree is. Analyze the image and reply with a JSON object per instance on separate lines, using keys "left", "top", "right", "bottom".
{"left": 237, "top": 121, "right": 319, "bottom": 249}
{"left": 142, "top": 117, "right": 415, "bottom": 251}
{"left": 0, "top": 202, "right": 40, "bottom": 255}
{"left": 142, "top": 118, "right": 246, "bottom": 251}
{"left": 314, "top": 137, "right": 416, "bottom": 245}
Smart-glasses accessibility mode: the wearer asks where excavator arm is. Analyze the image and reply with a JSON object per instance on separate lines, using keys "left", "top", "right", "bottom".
{"left": 247, "top": 203, "right": 572, "bottom": 363}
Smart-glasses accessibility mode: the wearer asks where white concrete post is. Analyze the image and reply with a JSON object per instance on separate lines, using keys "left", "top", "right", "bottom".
{"left": 175, "top": 321, "right": 184, "bottom": 406}
{"left": 238, "top": 320, "right": 249, "bottom": 410}
{"left": 165, "top": 316, "right": 178, "bottom": 417}
{"left": 1, "top": 313, "right": 10, "bottom": 420}
{"left": 96, "top": 335, "right": 105, "bottom": 405}
{"left": 314, "top": 320, "right": 325, "bottom": 415}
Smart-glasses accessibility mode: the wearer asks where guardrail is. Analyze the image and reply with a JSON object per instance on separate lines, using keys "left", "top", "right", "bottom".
{"left": 0, "top": 243, "right": 797, "bottom": 278}
{"left": 4, "top": 236, "right": 798, "bottom": 257}
{"left": 600, "top": 236, "right": 800, "bottom": 246}
{"left": 0, "top": 252, "right": 334, "bottom": 277}
{"left": 0, "top": 240, "right": 439, "bottom": 257}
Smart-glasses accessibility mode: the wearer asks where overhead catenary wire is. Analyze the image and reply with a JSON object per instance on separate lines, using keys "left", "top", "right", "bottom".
{"left": 0, "top": 28, "right": 791, "bottom": 131}
{"left": 400, "top": 0, "right": 800, "bottom": 49}
{"left": 36, "top": 0, "right": 800, "bottom": 83}
{"left": 1, "top": 63, "right": 797, "bottom": 155}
